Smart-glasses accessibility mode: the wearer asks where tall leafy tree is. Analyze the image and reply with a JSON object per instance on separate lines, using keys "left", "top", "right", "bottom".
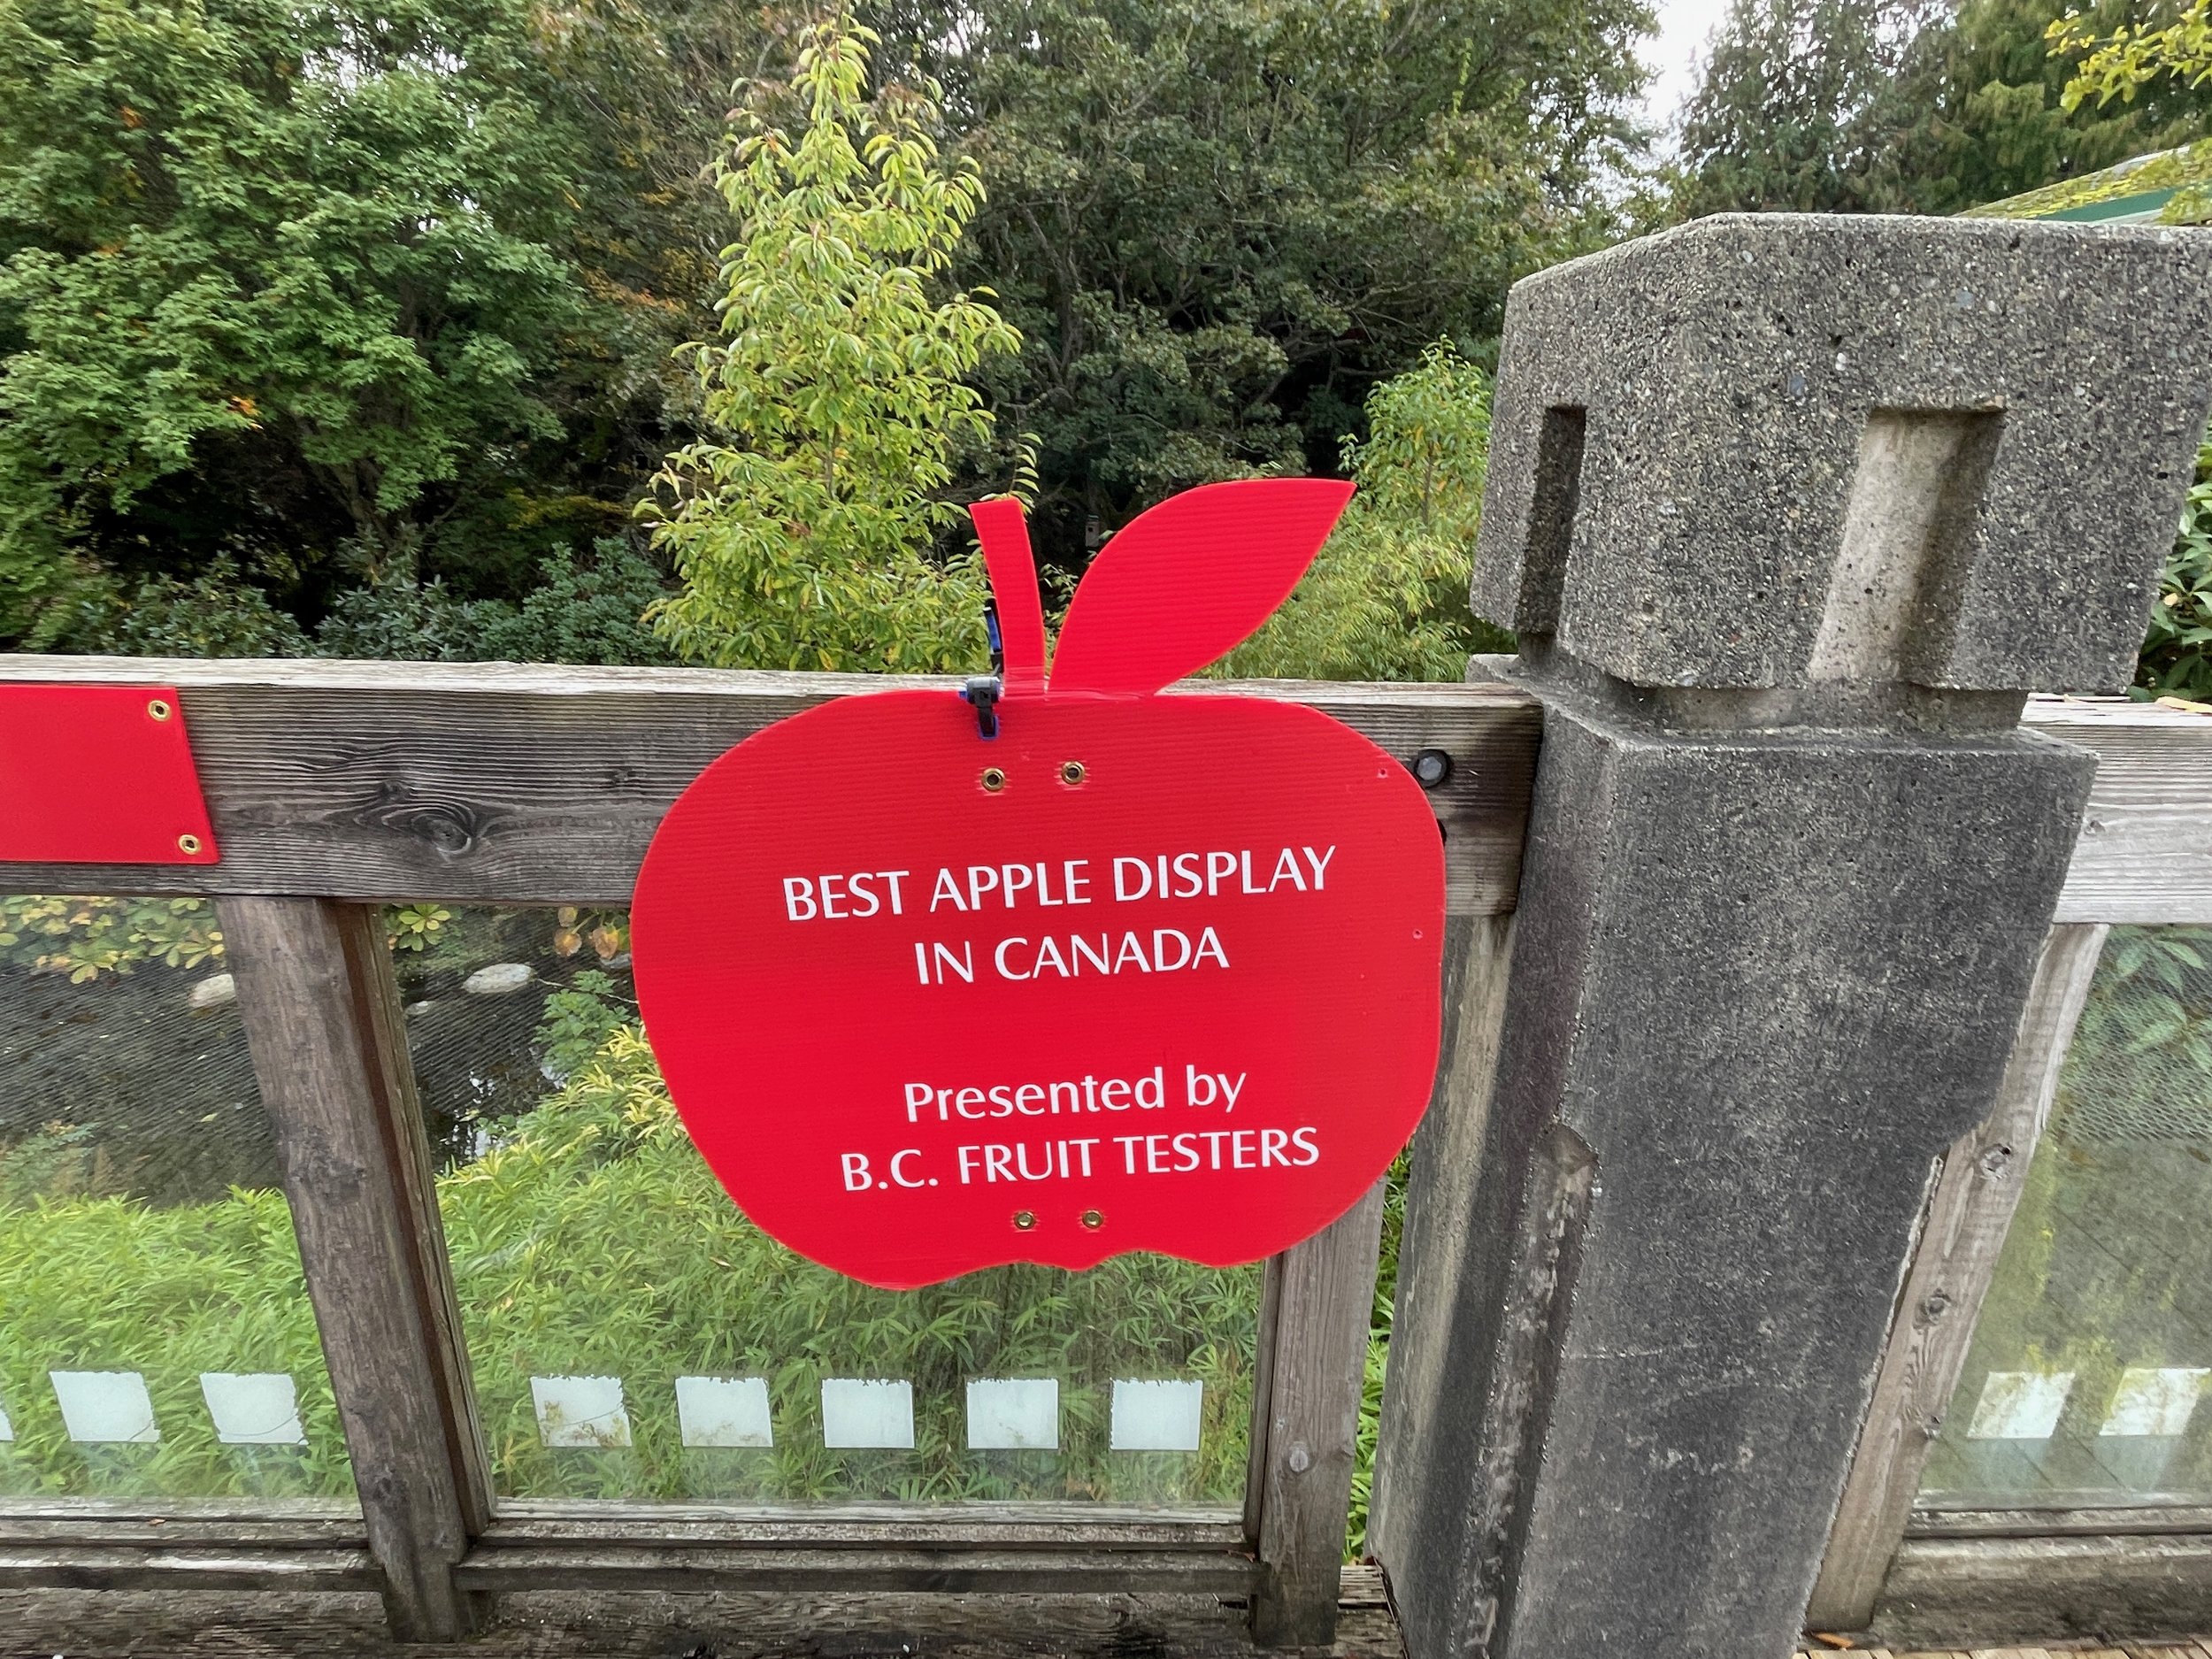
{"left": 0, "top": 0, "right": 691, "bottom": 648}
{"left": 873, "top": 0, "right": 1653, "bottom": 572}
{"left": 642, "top": 13, "right": 1018, "bottom": 672}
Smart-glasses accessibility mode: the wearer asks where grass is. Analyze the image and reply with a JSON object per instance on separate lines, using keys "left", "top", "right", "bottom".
{"left": 0, "top": 1022, "right": 1259, "bottom": 1506}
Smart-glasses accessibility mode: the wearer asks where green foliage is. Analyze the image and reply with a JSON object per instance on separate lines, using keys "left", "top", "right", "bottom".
{"left": 644, "top": 14, "right": 1018, "bottom": 673}
{"left": 1672, "top": 0, "right": 1941, "bottom": 214}
{"left": 533, "top": 969, "right": 636, "bottom": 1081}
{"left": 0, "top": 896, "right": 464, "bottom": 979}
{"left": 0, "top": 0, "right": 703, "bottom": 650}
{"left": 0, "top": 1185, "right": 349, "bottom": 1497}
{"left": 1670, "top": 0, "right": 2212, "bottom": 218}
{"left": 1225, "top": 343, "right": 1509, "bottom": 684}
{"left": 2052, "top": 0, "right": 2212, "bottom": 107}
{"left": 447, "top": 1027, "right": 1257, "bottom": 1500}
{"left": 2138, "top": 429, "right": 2212, "bottom": 701}
{"left": 312, "top": 540, "right": 678, "bottom": 666}
{"left": 0, "top": 1022, "right": 1259, "bottom": 1503}
{"left": 0, "top": 895, "right": 222, "bottom": 982}
{"left": 71, "top": 557, "right": 312, "bottom": 658}
{"left": 893, "top": 0, "right": 1653, "bottom": 565}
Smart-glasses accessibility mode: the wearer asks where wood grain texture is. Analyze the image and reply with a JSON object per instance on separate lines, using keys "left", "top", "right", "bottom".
{"left": 455, "top": 1544, "right": 1259, "bottom": 1595}
{"left": 1248, "top": 1179, "right": 1389, "bottom": 1649}
{"left": 1367, "top": 913, "right": 1516, "bottom": 1578}
{"left": 0, "top": 1544, "right": 378, "bottom": 1592}
{"left": 219, "top": 898, "right": 489, "bottom": 1641}
{"left": 1876, "top": 1532, "right": 2212, "bottom": 1647}
{"left": 0, "top": 1579, "right": 1408, "bottom": 1658}
{"left": 1807, "top": 924, "right": 2109, "bottom": 1633}
{"left": 0, "top": 1513, "right": 365, "bottom": 1549}
{"left": 1909, "top": 1507, "right": 2212, "bottom": 1539}
{"left": 480, "top": 1501, "right": 1244, "bottom": 1549}
{"left": 0, "top": 655, "right": 1540, "bottom": 914}
{"left": 2029, "top": 697, "right": 2212, "bottom": 923}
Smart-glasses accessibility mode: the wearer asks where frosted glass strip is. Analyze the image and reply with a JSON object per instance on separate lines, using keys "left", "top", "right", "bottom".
{"left": 966, "top": 1379, "right": 1059, "bottom": 1450}
{"left": 675, "top": 1375, "right": 772, "bottom": 1448}
{"left": 1110, "top": 1379, "right": 1203, "bottom": 1451}
{"left": 2101, "top": 1367, "right": 2210, "bottom": 1438}
{"left": 199, "top": 1372, "right": 307, "bottom": 1446}
{"left": 820, "top": 1379, "right": 913, "bottom": 1448}
{"left": 50, "top": 1370, "right": 159, "bottom": 1444}
{"left": 530, "top": 1375, "right": 633, "bottom": 1448}
{"left": 1966, "top": 1371, "right": 2074, "bottom": 1440}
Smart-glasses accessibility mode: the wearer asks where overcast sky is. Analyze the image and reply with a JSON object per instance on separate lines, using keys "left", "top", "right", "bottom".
{"left": 1639, "top": 0, "right": 1735, "bottom": 138}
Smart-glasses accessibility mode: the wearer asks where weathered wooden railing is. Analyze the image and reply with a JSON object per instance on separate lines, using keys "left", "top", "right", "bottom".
{"left": 0, "top": 653, "right": 2207, "bottom": 1654}
{"left": 0, "top": 653, "right": 1542, "bottom": 1652}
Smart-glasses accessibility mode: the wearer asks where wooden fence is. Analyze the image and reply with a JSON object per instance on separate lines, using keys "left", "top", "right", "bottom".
{"left": 0, "top": 654, "right": 2206, "bottom": 1653}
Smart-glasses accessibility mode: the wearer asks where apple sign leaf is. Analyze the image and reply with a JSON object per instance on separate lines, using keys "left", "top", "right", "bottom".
{"left": 1041, "top": 479, "right": 1354, "bottom": 695}
{"left": 629, "top": 478, "right": 1443, "bottom": 1290}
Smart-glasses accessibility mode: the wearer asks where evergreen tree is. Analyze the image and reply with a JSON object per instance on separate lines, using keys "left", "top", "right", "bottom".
{"left": 1671, "top": 0, "right": 2212, "bottom": 218}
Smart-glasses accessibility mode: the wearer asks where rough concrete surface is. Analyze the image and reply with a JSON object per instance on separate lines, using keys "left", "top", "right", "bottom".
{"left": 1471, "top": 215, "right": 2212, "bottom": 694}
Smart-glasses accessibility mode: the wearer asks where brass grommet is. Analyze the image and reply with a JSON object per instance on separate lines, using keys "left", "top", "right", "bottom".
{"left": 1058, "top": 760, "right": 1086, "bottom": 786}
{"left": 176, "top": 833, "right": 204, "bottom": 855}
{"left": 981, "top": 767, "right": 1008, "bottom": 793}
{"left": 1012, "top": 1210, "right": 1037, "bottom": 1230}
{"left": 1079, "top": 1209, "right": 1104, "bottom": 1231}
{"left": 147, "top": 699, "right": 173, "bottom": 721}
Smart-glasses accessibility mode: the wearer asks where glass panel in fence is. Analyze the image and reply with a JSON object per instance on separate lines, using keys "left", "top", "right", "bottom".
{"left": 1920, "top": 924, "right": 2212, "bottom": 1508}
{"left": 0, "top": 895, "right": 354, "bottom": 1502}
{"left": 396, "top": 904, "right": 1260, "bottom": 1504}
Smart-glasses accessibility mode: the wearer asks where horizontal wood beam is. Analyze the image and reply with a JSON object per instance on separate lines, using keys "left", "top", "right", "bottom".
{"left": 453, "top": 1543, "right": 1260, "bottom": 1596}
{"left": 0, "top": 1545, "right": 380, "bottom": 1593}
{"left": 0, "top": 656, "right": 1540, "bottom": 915}
{"left": 2033, "top": 697, "right": 2212, "bottom": 923}
{"left": 2, "top": 664, "right": 2202, "bottom": 918}
{"left": 481, "top": 1502, "right": 1246, "bottom": 1550}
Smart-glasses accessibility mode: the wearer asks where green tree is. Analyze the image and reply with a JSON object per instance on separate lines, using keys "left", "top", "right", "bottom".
{"left": 1672, "top": 0, "right": 1939, "bottom": 215}
{"left": 1225, "top": 343, "right": 1508, "bottom": 683}
{"left": 0, "top": 0, "right": 702, "bottom": 650}
{"left": 876, "top": 0, "right": 1652, "bottom": 572}
{"left": 643, "top": 13, "right": 1019, "bottom": 672}
{"left": 1670, "top": 0, "right": 2212, "bottom": 218}
{"left": 2051, "top": 0, "right": 2212, "bottom": 107}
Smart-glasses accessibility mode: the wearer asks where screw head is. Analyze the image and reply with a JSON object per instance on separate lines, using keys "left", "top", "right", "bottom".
{"left": 1012, "top": 1210, "right": 1036, "bottom": 1230}
{"left": 176, "top": 833, "right": 204, "bottom": 855}
{"left": 1059, "top": 760, "right": 1086, "bottom": 786}
{"left": 1079, "top": 1209, "right": 1104, "bottom": 1230}
{"left": 981, "top": 766, "right": 1008, "bottom": 793}
{"left": 1411, "top": 748, "right": 1453, "bottom": 789}
{"left": 147, "top": 699, "right": 173, "bottom": 721}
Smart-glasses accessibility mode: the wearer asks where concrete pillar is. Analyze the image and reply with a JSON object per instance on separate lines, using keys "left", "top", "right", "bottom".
{"left": 1370, "top": 215, "right": 2212, "bottom": 1659}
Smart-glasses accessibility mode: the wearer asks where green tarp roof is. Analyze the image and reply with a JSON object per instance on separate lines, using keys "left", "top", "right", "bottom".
{"left": 1967, "top": 136, "right": 2212, "bottom": 225}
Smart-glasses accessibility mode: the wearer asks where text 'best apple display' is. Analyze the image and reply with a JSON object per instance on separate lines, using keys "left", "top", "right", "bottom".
{"left": 630, "top": 480, "right": 1448, "bottom": 1288}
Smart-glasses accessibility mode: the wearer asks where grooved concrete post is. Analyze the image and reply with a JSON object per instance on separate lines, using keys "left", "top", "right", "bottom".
{"left": 1369, "top": 215, "right": 2212, "bottom": 1659}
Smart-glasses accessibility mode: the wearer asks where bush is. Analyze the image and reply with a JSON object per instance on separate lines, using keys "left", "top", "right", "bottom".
{"left": 1224, "top": 343, "right": 1510, "bottom": 683}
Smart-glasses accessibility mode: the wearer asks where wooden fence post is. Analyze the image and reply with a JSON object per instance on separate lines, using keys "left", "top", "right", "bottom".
{"left": 1248, "top": 1177, "right": 1388, "bottom": 1647}
{"left": 218, "top": 897, "right": 488, "bottom": 1641}
{"left": 1805, "top": 920, "right": 2109, "bottom": 1631}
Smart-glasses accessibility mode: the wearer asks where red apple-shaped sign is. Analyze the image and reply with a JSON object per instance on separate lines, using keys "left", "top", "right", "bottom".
{"left": 630, "top": 480, "right": 1446, "bottom": 1288}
